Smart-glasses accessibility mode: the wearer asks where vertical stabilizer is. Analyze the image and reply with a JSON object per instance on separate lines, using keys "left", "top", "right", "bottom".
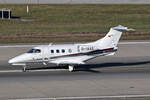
{"left": 94, "top": 25, "right": 134, "bottom": 49}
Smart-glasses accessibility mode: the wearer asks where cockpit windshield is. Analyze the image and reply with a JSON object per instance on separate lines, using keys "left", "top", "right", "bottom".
{"left": 27, "top": 49, "right": 41, "bottom": 53}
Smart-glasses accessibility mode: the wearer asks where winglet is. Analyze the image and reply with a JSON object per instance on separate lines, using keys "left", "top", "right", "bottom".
{"left": 113, "top": 25, "right": 135, "bottom": 31}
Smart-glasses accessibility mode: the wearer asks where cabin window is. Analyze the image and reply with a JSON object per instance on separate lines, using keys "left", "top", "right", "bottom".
{"left": 56, "top": 49, "right": 60, "bottom": 53}
{"left": 51, "top": 50, "right": 54, "bottom": 53}
{"left": 62, "top": 49, "right": 65, "bottom": 53}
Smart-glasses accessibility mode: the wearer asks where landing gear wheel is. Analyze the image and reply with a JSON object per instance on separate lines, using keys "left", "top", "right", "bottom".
{"left": 68, "top": 65, "right": 74, "bottom": 72}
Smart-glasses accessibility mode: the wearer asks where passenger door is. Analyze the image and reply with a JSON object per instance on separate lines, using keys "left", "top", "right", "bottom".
{"left": 42, "top": 47, "right": 49, "bottom": 63}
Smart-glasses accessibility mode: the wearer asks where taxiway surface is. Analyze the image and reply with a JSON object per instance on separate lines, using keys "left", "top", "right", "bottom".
{"left": 0, "top": 40, "right": 150, "bottom": 100}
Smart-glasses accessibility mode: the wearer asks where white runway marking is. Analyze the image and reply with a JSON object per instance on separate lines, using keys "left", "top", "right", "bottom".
{"left": 0, "top": 69, "right": 67, "bottom": 73}
{"left": 0, "top": 70, "right": 22, "bottom": 73}
{"left": 119, "top": 42, "right": 150, "bottom": 44}
{"left": 9, "top": 95, "right": 150, "bottom": 100}
{"left": 0, "top": 42, "right": 150, "bottom": 48}
{"left": 0, "top": 45, "right": 39, "bottom": 48}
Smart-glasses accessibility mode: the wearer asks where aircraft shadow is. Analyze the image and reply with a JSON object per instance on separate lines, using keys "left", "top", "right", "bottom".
{"left": 28, "top": 61, "right": 150, "bottom": 73}
{"left": 75, "top": 61, "right": 150, "bottom": 72}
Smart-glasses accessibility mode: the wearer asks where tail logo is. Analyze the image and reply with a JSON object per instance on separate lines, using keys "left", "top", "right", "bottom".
{"left": 108, "top": 34, "right": 113, "bottom": 37}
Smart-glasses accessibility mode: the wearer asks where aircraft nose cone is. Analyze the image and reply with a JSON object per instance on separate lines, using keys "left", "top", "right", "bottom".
{"left": 8, "top": 53, "right": 31, "bottom": 64}
{"left": 8, "top": 58, "right": 17, "bottom": 64}
{"left": 8, "top": 54, "right": 24, "bottom": 64}
{"left": 8, "top": 59, "right": 12, "bottom": 64}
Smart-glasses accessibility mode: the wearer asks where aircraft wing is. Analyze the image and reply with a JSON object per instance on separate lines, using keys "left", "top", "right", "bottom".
{"left": 50, "top": 59, "right": 85, "bottom": 65}
{"left": 49, "top": 56, "right": 89, "bottom": 65}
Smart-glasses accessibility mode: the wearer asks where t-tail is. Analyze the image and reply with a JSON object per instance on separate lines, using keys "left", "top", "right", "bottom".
{"left": 94, "top": 25, "right": 134, "bottom": 49}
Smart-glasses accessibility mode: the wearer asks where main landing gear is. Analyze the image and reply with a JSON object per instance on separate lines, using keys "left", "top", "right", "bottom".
{"left": 22, "top": 65, "right": 28, "bottom": 72}
{"left": 68, "top": 65, "right": 75, "bottom": 72}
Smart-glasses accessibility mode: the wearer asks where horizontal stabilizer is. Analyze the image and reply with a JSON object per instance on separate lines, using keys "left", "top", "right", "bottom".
{"left": 113, "top": 25, "right": 135, "bottom": 31}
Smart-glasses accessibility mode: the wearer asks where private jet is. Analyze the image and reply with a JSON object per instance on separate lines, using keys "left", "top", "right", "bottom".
{"left": 8, "top": 25, "right": 134, "bottom": 72}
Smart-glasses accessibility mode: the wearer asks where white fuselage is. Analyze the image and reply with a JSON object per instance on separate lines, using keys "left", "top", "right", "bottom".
{"left": 8, "top": 43, "right": 116, "bottom": 66}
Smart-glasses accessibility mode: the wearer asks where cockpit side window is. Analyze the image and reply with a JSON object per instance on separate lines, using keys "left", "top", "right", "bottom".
{"left": 27, "top": 49, "right": 34, "bottom": 53}
{"left": 27, "top": 49, "right": 41, "bottom": 53}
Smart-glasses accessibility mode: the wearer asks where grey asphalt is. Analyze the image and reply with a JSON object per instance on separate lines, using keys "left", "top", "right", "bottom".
{"left": 0, "top": 40, "right": 150, "bottom": 100}
{"left": 1, "top": 0, "right": 150, "bottom": 4}
{"left": 0, "top": 68, "right": 150, "bottom": 100}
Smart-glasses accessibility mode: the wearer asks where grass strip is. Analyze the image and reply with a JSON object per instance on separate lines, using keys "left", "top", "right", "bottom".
{"left": 0, "top": 4, "right": 150, "bottom": 43}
